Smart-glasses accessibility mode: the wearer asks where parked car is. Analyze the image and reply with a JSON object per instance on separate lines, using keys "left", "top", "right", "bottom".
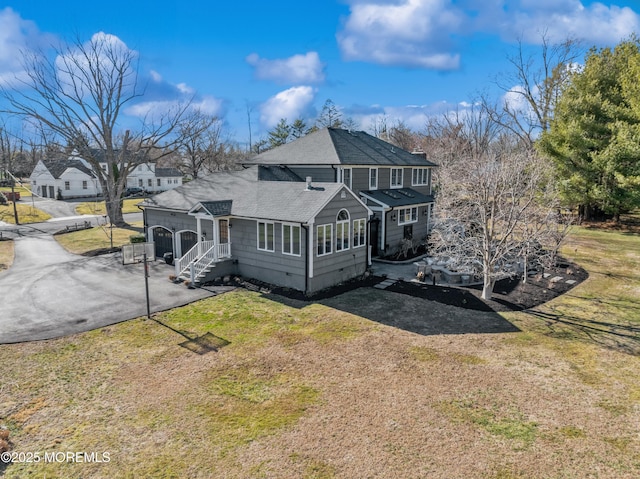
{"left": 123, "top": 187, "right": 147, "bottom": 197}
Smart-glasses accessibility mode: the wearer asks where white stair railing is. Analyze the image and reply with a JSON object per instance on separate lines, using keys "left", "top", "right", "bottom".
{"left": 177, "top": 241, "right": 233, "bottom": 282}
{"left": 176, "top": 240, "right": 214, "bottom": 277}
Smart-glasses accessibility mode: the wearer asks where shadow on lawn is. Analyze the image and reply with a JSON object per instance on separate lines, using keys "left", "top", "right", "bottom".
{"left": 525, "top": 308, "right": 640, "bottom": 356}
{"left": 262, "top": 278, "right": 520, "bottom": 337}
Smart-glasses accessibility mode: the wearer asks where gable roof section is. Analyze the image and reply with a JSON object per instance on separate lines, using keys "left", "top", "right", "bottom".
{"left": 360, "top": 188, "right": 434, "bottom": 208}
{"left": 245, "top": 127, "right": 437, "bottom": 167}
{"left": 141, "top": 166, "right": 363, "bottom": 224}
{"left": 44, "top": 160, "right": 96, "bottom": 179}
{"left": 190, "top": 200, "right": 233, "bottom": 216}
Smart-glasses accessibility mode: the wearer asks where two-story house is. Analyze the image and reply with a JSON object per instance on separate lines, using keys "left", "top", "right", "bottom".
{"left": 141, "top": 128, "right": 436, "bottom": 295}
{"left": 30, "top": 154, "right": 183, "bottom": 199}
{"left": 243, "top": 127, "right": 436, "bottom": 257}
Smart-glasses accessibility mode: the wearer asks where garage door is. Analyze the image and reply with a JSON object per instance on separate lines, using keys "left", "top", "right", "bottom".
{"left": 153, "top": 228, "right": 173, "bottom": 258}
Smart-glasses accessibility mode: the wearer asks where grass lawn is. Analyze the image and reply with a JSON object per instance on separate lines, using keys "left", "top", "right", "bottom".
{"left": 0, "top": 203, "right": 51, "bottom": 224}
{"left": 0, "top": 239, "right": 13, "bottom": 272}
{"left": 54, "top": 222, "right": 144, "bottom": 254}
{"left": 74, "top": 199, "right": 143, "bottom": 216}
{"left": 1, "top": 225, "right": 639, "bottom": 478}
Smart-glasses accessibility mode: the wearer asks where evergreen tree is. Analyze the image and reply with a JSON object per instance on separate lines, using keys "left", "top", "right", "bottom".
{"left": 539, "top": 38, "right": 640, "bottom": 221}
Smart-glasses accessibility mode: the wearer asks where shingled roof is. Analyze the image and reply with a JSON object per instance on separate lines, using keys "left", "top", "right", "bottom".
{"left": 44, "top": 160, "right": 96, "bottom": 179}
{"left": 244, "top": 128, "right": 437, "bottom": 167}
{"left": 141, "top": 166, "right": 354, "bottom": 224}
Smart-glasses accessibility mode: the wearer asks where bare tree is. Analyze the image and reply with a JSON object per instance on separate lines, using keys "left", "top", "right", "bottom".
{"left": 176, "top": 109, "right": 227, "bottom": 179}
{"left": 1, "top": 34, "right": 190, "bottom": 226}
{"left": 493, "top": 32, "right": 582, "bottom": 145}
{"left": 428, "top": 104, "right": 562, "bottom": 299}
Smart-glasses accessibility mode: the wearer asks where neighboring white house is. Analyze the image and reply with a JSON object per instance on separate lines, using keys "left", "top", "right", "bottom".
{"left": 30, "top": 157, "right": 183, "bottom": 199}
{"left": 30, "top": 159, "right": 101, "bottom": 199}
{"left": 122, "top": 163, "right": 183, "bottom": 194}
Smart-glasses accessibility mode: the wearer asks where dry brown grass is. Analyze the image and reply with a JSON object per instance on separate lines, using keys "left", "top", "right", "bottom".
{"left": 0, "top": 240, "right": 13, "bottom": 272}
{"left": 1, "top": 225, "right": 639, "bottom": 478}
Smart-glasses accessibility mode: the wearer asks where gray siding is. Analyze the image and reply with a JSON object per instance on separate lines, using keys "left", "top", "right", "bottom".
{"left": 311, "top": 190, "right": 369, "bottom": 292}
{"left": 230, "top": 218, "right": 307, "bottom": 291}
{"left": 383, "top": 206, "right": 429, "bottom": 254}
{"left": 351, "top": 167, "right": 370, "bottom": 193}
{"left": 288, "top": 166, "right": 335, "bottom": 183}
{"left": 146, "top": 209, "right": 198, "bottom": 236}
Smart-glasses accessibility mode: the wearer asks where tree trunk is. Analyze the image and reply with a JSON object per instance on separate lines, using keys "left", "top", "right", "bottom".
{"left": 106, "top": 194, "right": 125, "bottom": 227}
{"left": 481, "top": 273, "right": 495, "bottom": 300}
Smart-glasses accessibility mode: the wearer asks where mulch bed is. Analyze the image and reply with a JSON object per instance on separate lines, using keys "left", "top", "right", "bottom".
{"left": 387, "top": 259, "right": 589, "bottom": 312}
{"left": 236, "top": 258, "right": 589, "bottom": 314}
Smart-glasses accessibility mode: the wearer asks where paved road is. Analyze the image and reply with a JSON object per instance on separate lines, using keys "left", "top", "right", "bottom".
{"left": 0, "top": 209, "right": 226, "bottom": 344}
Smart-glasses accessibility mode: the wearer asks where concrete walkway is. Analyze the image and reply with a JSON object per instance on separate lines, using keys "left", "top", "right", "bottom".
{"left": 0, "top": 236, "right": 228, "bottom": 344}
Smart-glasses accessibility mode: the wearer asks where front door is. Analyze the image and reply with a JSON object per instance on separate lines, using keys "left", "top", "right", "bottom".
{"left": 49, "top": 186, "right": 55, "bottom": 198}
{"left": 153, "top": 228, "right": 173, "bottom": 258}
{"left": 369, "top": 218, "right": 380, "bottom": 257}
{"left": 218, "top": 219, "right": 229, "bottom": 244}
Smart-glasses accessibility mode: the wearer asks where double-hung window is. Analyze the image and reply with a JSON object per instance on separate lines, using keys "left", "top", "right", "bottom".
{"left": 340, "top": 168, "right": 352, "bottom": 189}
{"left": 336, "top": 209, "right": 350, "bottom": 251}
{"left": 257, "top": 221, "right": 274, "bottom": 252}
{"left": 369, "top": 168, "right": 378, "bottom": 190}
{"left": 390, "top": 168, "right": 403, "bottom": 188}
{"left": 412, "top": 168, "right": 429, "bottom": 186}
{"left": 64, "top": 181, "right": 70, "bottom": 190}
{"left": 82, "top": 180, "right": 88, "bottom": 190}
{"left": 282, "top": 224, "right": 301, "bottom": 256}
{"left": 398, "top": 207, "right": 418, "bottom": 225}
{"left": 317, "top": 224, "right": 333, "bottom": 256}
{"left": 353, "top": 218, "right": 366, "bottom": 248}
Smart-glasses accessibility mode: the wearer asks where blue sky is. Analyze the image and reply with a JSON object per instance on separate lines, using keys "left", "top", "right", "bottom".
{"left": 2, "top": 1, "right": 640, "bottom": 147}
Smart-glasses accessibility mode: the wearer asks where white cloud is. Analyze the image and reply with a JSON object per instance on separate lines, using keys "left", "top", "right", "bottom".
{"left": 259, "top": 86, "right": 316, "bottom": 128}
{"left": 337, "top": 0, "right": 464, "bottom": 70}
{"left": 337, "top": 0, "right": 640, "bottom": 70}
{"left": 246, "top": 52, "right": 325, "bottom": 84}
{"left": 0, "top": 7, "right": 53, "bottom": 86}
{"left": 502, "top": 1, "right": 640, "bottom": 44}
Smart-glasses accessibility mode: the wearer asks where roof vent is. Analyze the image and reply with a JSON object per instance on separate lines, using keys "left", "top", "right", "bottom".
{"left": 305, "top": 176, "right": 312, "bottom": 190}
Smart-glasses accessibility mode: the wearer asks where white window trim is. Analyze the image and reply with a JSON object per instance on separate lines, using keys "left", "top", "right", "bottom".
{"left": 369, "top": 168, "right": 378, "bottom": 190}
{"left": 412, "top": 168, "right": 429, "bottom": 186}
{"left": 282, "top": 223, "right": 301, "bottom": 257}
{"left": 340, "top": 167, "right": 352, "bottom": 189}
{"left": 398, "top": 207, "right": 418, "bottom": 225}
{"left": 353, "top": 218, "right": 366, "bottom": 248}
{"left": 336, "top": 209, "right": 350, "bottom": 252}
{"left": 390, "top": 167, "right": 403, "bottom": 189}
{"left": 257, "top": 221, "right": 275, "bottom": 252}
{"left": 317, "top": 224, "right": 333, "bottom": 257}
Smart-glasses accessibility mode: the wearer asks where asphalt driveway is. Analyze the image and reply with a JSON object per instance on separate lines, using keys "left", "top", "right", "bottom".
{"left": 0, "top": 236, "right": 226, "bottom": 343}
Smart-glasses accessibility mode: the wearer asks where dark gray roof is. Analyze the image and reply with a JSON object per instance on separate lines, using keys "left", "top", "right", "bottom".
{"left": 245, "top": 128, "right": 437, "bottom": 167}
{"left": 44, "top": 160, "right": 96, "bottom": 179}
{"left": 360, "top": 188, "right": 434, "bottom": 208}
{"left": 141, "top": 166, "right": 355, "bottom": 223}
{"left": 257, "top": 165, "right": 303, "bottom": 182}
{"left": 195, "top": 200, "right": 233, "bottom": 217}
{"left": 156, "top": 167, "right": 182, "bottom": 178}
